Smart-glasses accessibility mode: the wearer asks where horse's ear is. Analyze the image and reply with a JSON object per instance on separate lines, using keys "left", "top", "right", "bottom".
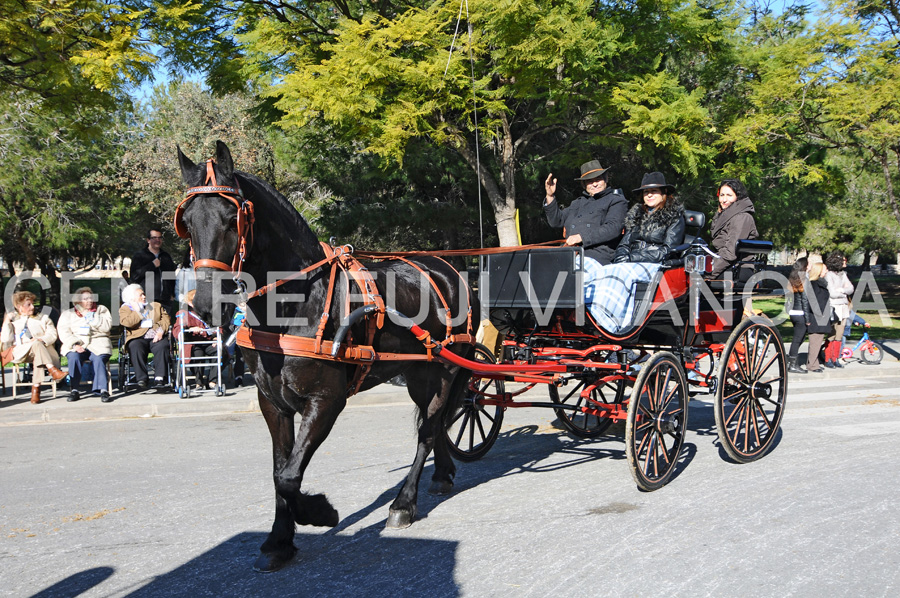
{"left": 177, "top": 145, "right": 197, "bottom": 185}
{"left": 215, "top": 140, "right": 234, "bottom": 180}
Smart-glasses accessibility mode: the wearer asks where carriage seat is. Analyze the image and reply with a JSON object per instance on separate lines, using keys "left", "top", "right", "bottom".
{"left": 661, "top": 210, "right": 706, "bottom": 267}
{"left": 702, "top": 239, "right": 774, "bottom": 293}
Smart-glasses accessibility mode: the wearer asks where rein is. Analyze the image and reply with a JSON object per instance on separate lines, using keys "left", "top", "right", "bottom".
{"left": 175, "top": 159, "right": 255, "bottom": 278}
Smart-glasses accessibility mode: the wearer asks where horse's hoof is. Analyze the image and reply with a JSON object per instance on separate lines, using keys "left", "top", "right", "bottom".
{"left": 428, "top": 480, "right": 454, "bottom": 495}
{"left": 253, "top": 546, "right": 297, "bottom": 573}
{"left": 386, "top": 508, "right": 414, "bottom": 529}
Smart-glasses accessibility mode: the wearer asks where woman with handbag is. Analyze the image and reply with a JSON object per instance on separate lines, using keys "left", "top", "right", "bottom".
{"left": 805, "top": 262, "right": 834, "bottom": 373}
{"left": 1, "top": 291, "right": 68, "bottom": 403}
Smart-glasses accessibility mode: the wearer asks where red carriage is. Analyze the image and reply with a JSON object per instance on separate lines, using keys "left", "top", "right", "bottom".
{"left": 441, "top": 211, "right": 787, "bottom": 491}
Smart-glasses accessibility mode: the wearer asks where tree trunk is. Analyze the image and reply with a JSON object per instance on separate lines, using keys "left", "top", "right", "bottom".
{"left": 883, "top": 150, "right": 900, "bottom": 226}
{"left": 447, "top": 132, "right": 520, "bottom": 247}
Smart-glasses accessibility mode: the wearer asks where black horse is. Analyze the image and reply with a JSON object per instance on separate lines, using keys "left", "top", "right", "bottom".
{"left": 176, "top": 141, "right": 476, "bottom": 572}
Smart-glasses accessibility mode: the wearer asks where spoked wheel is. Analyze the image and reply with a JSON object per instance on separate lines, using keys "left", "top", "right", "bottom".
{"left": 549, "top": 361, "right": 626, "bottom": 438}
{"left": 715, "top": 317, "right": 787, "bottom": 464}
{"left": 444, "top": 343, "right": 505, "bottom": 462}
{"left": 861, "top": 342, "right": 884, "bottom": 365}
{"left": 625, "top": 351, "right": 688, "bottom": 492}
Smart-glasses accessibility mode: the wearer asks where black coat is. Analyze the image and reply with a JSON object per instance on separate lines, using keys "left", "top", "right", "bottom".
{"left": 787, "top": 286, "right": 811, "bottom": 320}
{"left": 806, "top": 278, "right": 834, "bottom": 335}
{"left": 130, "top": 247, "right": 176, "bottom": 305}
{"left": 613, "top": 200, "right": 686, "bottom": 264}
{"left": 545, "top": 187, "right": 628, "bottom": 265}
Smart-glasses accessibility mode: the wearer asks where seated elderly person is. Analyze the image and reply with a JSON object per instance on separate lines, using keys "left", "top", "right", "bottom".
{"left": 173, "top": 289, "right": 228, "bottom": 389}
{"left": 119, "top": 283, "right": 171, "bottom": 389}
{"left": 708, "top": 179, "right": 758, "bottom": 280}
{"left": 1, "top": 291, "right": 68, "bottom": 404}
{"left": 58, "top": 287, "right": 113, "bottom": 402}
{"left": 587, "top": 172, "right": 686, "bottom": 333}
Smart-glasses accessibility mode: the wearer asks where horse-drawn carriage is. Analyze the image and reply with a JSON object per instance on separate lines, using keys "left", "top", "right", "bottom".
{"left": 442, "top": 217, "right": 787, "bottom": 491}
{"left": 177, "top": 142, "right": 787, "bottom": 570}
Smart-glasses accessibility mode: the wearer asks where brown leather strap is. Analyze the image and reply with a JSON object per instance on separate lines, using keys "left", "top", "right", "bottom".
{"left": 353, "top": 239, "right": 565, "bottom": 259}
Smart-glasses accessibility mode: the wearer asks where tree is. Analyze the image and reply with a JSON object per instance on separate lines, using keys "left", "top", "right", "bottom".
{"left": 254, "top": 0, "right": 725, "bottom": 245}
{"left": 88, "top": 81, "right": 279, "bottom": 255}
{"left": 0, "top": 89, "right": 134, "bottom": 293}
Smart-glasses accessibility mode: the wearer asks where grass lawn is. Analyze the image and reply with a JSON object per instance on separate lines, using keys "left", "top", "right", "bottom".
{"left": 750, "top": 276, "right": 900, "bottom": 341}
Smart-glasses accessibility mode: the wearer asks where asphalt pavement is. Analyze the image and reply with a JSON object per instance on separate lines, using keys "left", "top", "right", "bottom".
{"left": 2, "top": 339, "right": 898, "bottom": 426}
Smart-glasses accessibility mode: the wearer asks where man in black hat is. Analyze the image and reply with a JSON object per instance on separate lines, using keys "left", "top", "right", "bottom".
{"left": 544, "top": 160, "right": 628, "bottom": 265}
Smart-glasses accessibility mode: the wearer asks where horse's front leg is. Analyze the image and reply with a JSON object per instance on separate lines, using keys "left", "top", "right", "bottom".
{"left": 256, "top": 391, "right": 299, "bottom": 572}
{"left": 278, "top": 391, "right": 345, "bottom": 529}
{"left": 387, "top": 365, "right": 456, "bottom": 529}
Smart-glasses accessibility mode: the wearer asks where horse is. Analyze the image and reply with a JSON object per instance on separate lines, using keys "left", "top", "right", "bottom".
{"left": 176, "top": 141, "right": 477, "bottom": 572}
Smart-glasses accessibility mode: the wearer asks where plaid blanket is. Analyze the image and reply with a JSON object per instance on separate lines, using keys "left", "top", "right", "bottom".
{"left": 583, "top": 260, "right": 661, "bottom": 334}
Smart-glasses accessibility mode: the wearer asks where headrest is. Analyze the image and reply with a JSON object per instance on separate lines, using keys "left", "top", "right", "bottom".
{"left": 684, "top": 210, "right": 706, "bottom": 229}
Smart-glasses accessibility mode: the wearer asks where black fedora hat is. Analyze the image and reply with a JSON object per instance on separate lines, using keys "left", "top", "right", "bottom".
{"left": 574, "top": 160, "right": 610, "bottom": 181}
{"left": 633, "top": 171, "right": 675, "bottom": 193}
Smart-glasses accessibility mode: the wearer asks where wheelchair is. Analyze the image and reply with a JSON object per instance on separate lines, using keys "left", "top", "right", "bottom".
{"left": 116, "top": 329, "right": 177, "bottom": 392}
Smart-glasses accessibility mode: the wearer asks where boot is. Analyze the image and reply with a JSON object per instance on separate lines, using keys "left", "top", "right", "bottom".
{"left": 30, "top": 385, "right": 41, "bottom": 404}
{"left": 787, "top": 357, "right": 807, "bottom": 374}
{"left": 46, "top": 365, "right": 68, "bottom": 381}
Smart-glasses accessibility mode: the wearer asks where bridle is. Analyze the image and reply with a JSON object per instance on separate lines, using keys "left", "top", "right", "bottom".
{"left": 174, "top": 159, "right": 255, "bottom": 279}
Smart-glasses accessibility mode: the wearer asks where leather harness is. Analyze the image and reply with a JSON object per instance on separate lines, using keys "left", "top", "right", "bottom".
{"left": 175, "top": 159, "right": 475, "bottom": 396}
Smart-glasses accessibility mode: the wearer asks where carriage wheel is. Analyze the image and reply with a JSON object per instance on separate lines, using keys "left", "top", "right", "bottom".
{"left": 714, "top": 317, "right": 787, "bottom": 464}
{"left": 861, "top": 341, "right": 884, "bottom": 365}
{"left": 625, "top": 352, "right": 688, "bottom": 492}
{"left": 549, "top": 365, "right": 625, "bottom": 438}
{"left": 444, "top": 344, "right": 505, "bottom": 462}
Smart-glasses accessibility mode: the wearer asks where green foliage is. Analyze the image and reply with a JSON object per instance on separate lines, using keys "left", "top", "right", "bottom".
{"left": 0, "top": 89, "right": 130, "bottom": 271}
{"left": 88, "top": 82, "right": 276, "bottom": 238}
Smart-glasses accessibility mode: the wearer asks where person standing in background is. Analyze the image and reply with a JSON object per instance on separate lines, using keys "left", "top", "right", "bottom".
{"left": 824, "top": 251, "right": 854, "bottom": 369}
{"left": 786, "top": 257, "right": 810, "bottom": 374}
{"left": 130, "top": 228, "right": 176, "bottom": 311}
{"left": 805, "top": 262, "right": 834, "bottom": 373}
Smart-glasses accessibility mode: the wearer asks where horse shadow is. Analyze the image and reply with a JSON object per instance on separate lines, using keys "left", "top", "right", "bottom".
{"left": 28, "top": 566, "right": 114, "bottom": 598}
{"left": 331, "top": 420, "right": 696, "bottom": 529}
{"left": 25, "top": 534, "right": 460, "bottom": 598}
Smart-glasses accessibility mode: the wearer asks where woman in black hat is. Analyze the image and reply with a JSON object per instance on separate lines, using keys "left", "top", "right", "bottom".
{"left": 544, "top": 160, "right": 628, "bottom": 266}
{"left": 613, "top": 171, "right": 686, "bottom": 264}
{"left": 586, "top": 172, "right": 685, "bottom": 333}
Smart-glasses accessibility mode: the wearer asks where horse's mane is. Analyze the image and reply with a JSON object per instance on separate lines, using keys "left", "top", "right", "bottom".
{"left": 236, "top": 169, "right": 322, "bottom": 256}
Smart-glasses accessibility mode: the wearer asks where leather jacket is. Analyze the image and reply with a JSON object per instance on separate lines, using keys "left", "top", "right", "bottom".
{"left": 613, "top": 200, "right": 686, "bottom": 264}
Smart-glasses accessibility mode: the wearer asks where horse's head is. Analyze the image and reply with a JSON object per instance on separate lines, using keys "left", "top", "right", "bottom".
{"left": 176, "top": 140, "right": 252, "bottom": 326}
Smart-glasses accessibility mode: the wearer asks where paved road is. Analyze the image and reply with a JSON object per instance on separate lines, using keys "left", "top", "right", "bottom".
{"left": 2, "top": 361, "right": 900, "bottom": 597}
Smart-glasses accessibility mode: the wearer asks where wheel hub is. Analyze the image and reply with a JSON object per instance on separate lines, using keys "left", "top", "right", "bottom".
{"left": 655, "top": 412, "right": 680, "bottom": 435}
{"left": 751, "top": 382, "right": 772, "bottom": 400}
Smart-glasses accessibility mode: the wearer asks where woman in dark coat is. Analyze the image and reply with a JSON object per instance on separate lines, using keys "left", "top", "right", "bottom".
{"left": 708, "top": 179, "right": 758, "bottom": 279}
{"left": 613, "top": 172, "right": 686, "bottom": 264}
{"left": 805, "top": 262, "right": 834, "bottom": 373}
{"left": 588, "top": 172, "right": 686, "bottom": 333}
{"left": 786, "top": 257, "right": 810, "bottom": 374}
